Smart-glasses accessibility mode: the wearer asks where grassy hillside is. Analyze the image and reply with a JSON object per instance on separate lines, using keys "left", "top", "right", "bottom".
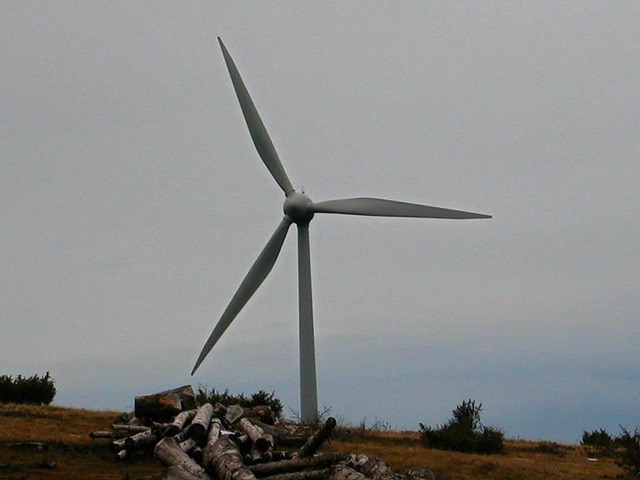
{"left": 0, "top": 403, "right": 623, "bottom": 480}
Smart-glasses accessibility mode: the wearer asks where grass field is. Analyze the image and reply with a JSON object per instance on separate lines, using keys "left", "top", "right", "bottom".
{"left": 0, "top": 403, "right": 624, "bottom": 480}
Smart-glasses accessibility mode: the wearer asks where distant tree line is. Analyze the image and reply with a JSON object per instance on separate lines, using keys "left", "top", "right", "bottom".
{"left": 0, "top": 372, "right": 57, "bottom": 405}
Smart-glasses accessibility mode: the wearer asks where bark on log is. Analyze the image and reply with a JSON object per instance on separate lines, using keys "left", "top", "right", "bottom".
{"left": 298, "top": 417, "right": 337, "bottom": 458}
{"left": 360, "top": 458, "right": 396, "bottom": 480}
{"left": 239, "top": 418, "right": 269, "bottom": 452}
{"left": 206, "top": 417, "right": 223, "bottom": 447}
{"left": 164, "top": 464, "right": 206, "bottom": 480}
{"left": 249, "top": 452, "right": 349, "bottom": 477}
{"left": 179, "top": 437, "right": 198, "bottom": 453}
{"left": 154, "top": 437, "right": 211, "bottom": 480}
{"left": 190, "top": 404, "right": 214, "bottom": 443}
{"left": 205, "top": 435, "right": 256, "bottom": 480}
{"left": 165, "top": 409, "right": 197, "bottom": 437}
{"left": 201, "top": 417, "right": 223, "bottom": 466}
{"left": 261, "top": 470, "right": 329, "bottom": 480}
{"left": 124, "top": 429, "right": 158, "bottom": 450}
{"left": 327, "top": 465, "right": 368, "bottom": 480}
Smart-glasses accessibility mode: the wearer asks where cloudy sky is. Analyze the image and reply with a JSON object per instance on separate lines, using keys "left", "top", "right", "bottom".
{"left": 2, "top": 2, "right": 638, "bottom": 443}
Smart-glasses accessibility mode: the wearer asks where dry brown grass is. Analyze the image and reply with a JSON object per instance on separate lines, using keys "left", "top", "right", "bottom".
{"left": 0, "top": 404, "right": 626, "bottom": 480}
{"left": 0, "top": 403, "right": 163, "bottom": 480}
{"left": 327, "top": 432, "right": 623, "bottom": 480}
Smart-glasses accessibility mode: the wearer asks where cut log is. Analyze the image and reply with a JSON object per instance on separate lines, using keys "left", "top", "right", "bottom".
{"left": 124, "top": 429, "right": 158, "bottom": 451}
{"left": 165, "top": 409, "right": 197, "bottom": 437}
{"left": 135, "top": 385, "right": 197, "bottom": 419}
{"left": 225, "top": 404, "right": 244, "bottom": 424}
{"left": 327, "top": 465, "right": 368, "bottom": 480}
{"left": 360, "top": 457, "right": 395, "bottom": 480}
{"left": 89, "top": 431, "right": 114, "bottom": 439}
{"left": 249, "top": 452, "right": 349, "bottom": 477}
{"left": 189, "top": 403, "right": 214, "bottom": 443}
{"left": 242, "top": 405, "right": 277, "bottom": 425}
{"left": 202, "top": 417, "right": 223, "bottom": 466}
{"left": 205, "top": 435, "right": 256, "bottom": 480}
{"left": 239, "top": 418, "right": 269, "bottom": 452}
{"left": 206, "top": 417, "right": 223, "bottom": 447}
{"left": 154, "top": 437, "right": 211, "bottom": 480}
{"left": 259, "top": 470, "right": 328, "bottom": 480}
{"left": 298, "top": 417, "right": 337, "bottom": 457}
{"left": 111, "top": 437, "right": 128, "bottom": 452}
{"left": 135, "top": 392, "right": 182, "bottom": 419}
{"left": 112, "top": 424, "right": 151, "bottom": 434}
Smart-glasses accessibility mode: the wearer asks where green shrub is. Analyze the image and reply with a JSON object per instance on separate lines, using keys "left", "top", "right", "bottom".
{"left": 616, "top": 426, "right": 640, "bottom": 477}
{"left": 195, "top": 385, "right": 283, "bottom": 419}
{"left": 581, "top": 428, "right": 615, "bottom": 456}
{"left": 419, "top": 399, "right": 504, "bottom": 454}
{"left": 0, "top": 372, "right": 57, "bottom": 405}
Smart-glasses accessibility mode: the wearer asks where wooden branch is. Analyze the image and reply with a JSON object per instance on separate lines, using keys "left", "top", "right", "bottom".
{"left": 298, "top": 417, "right": 337, "bottom": 458}
{"left": 190, "top": 404, "right": 214, "bottom": 443}
{"left": 249, "top": 452, "right": 349, "bottom": 477}
{"left": 239, "top": 418, "right": 269, "bottom": 452}
{"left": 205, "top": 435, "right": 256, "bottom": 480}
{"left": 165, "top": 409, "right": 197, "bottom": 437}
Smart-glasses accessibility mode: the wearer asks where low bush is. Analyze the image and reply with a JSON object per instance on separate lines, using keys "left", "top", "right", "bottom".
{"left": 420, "top": 399, "right": 504, "bottom": 454}
{"left": 195, "top": 385, "right": 283, "bottom": 418}
{"left": 582, "top": 428, "right": 615, "bottom": 456}
{"left": 616, "top": 426, "right": 640, "bottom": 478}
{"left": 0, "top": 372, "right": 57, "bottom": 405}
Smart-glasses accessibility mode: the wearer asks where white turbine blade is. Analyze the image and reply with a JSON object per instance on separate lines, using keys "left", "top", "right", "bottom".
{"left": 218, "top": 38, "right": 295, "bottom": 196}
{"left": 192, "top": 217, "right": 292, "bottom": 375}
{"left": 313, "top": 197, "right": 491, "bottom": 219}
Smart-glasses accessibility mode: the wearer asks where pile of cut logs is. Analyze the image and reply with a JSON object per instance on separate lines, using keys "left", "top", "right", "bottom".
{"left": 89, "top": 386, "right": 445, "bottom": 480}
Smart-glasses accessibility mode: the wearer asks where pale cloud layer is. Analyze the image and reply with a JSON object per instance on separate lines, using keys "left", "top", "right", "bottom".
{"left": 2, "top": 2, "right": 639, "bottom": 443}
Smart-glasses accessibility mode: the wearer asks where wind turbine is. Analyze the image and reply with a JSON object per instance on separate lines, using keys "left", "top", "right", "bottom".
{"left": 192, "top": 38, "right": 491, "bottom": 423}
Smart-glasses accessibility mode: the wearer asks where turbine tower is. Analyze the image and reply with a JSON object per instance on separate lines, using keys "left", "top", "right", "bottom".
{"left": 192, "top": 38, "right": 491, "bottom": 423}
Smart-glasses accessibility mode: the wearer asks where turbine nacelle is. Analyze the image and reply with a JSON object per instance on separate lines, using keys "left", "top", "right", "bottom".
{"left": 284, "top": 192, "right": 315, "bottom": 225}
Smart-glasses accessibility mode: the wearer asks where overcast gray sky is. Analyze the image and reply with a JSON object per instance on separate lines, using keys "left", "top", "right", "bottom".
{"left": 2, "top": 2, "right": 639, "bottom": 443}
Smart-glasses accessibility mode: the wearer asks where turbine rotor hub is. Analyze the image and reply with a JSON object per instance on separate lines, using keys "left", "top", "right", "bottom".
{"left": 284, "top": 192, "right": 315, "bottom": 225}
